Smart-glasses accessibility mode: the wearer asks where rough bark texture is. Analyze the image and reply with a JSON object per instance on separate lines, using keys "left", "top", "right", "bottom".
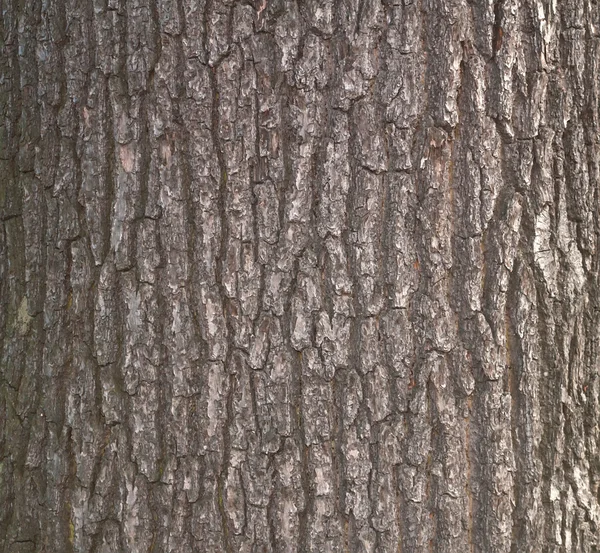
{"left": 1, "top": 0, "right": 600, "bottom": 551}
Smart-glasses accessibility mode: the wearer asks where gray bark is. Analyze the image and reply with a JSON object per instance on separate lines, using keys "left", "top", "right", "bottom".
{"left": 1, "top": 0, "right": 600, "bottom": 551}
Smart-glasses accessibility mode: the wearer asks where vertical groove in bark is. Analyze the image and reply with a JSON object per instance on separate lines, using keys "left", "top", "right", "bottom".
{"left": 2, "top": 0, "right": 600, "bottom": 551}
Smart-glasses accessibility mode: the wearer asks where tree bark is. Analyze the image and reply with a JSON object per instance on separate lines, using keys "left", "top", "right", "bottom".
{"left": 1, "top": 0, "right": 600, "bottom": 551}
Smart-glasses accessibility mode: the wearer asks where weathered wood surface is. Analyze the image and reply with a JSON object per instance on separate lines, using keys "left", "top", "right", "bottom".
{"left": 1, "top": 0, "right": 600, "bottom": 551}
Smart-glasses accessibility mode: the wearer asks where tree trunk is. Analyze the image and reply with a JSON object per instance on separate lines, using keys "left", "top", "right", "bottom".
{"left": 1, "top": 0, "right": 599, "bottom": 551}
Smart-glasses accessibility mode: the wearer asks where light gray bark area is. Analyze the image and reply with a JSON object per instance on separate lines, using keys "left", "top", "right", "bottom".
{"left": 1, "top": 0, "right": 600, "bottom": 551}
